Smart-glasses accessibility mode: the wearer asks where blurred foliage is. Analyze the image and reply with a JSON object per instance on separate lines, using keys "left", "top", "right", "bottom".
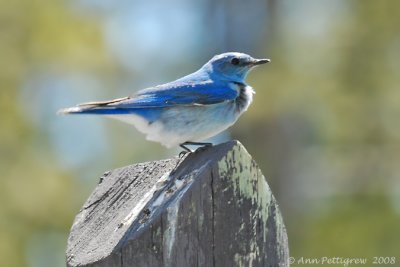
{"left": 290, "top": 195, "right": 400, "bottom": 258}
{"left": 0, "top": 0, "right": 112, "bottom": 266}
{"left": 0, "top": 0, "right": 399, "bottom": 266}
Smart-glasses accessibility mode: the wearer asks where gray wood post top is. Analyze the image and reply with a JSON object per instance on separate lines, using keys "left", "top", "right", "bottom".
{"left": 67, "top": 140, "right": 289, "bottom": 267}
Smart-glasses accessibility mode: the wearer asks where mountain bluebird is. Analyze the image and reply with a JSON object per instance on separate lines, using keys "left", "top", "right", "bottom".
{"left": 59, "top": 52, "right": 270, "bottom": 151}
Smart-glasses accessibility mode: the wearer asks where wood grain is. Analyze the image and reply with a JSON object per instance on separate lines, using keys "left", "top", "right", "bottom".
{"left": 67, "top": 140, "right": 289, "bottom": 267}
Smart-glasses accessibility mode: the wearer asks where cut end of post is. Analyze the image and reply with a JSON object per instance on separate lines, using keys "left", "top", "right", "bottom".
{"left": 66, "top": 140, "right": 289, "bottom": 267}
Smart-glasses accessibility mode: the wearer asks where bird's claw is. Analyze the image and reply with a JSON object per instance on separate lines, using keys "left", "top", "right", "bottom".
{"left": 179, "top": 150, "right": 190, "bottom": 158}
{"left": 179, "top": 142, "right": 212, "bottom": 157}
{"left": 194, "top": 144, "right": 212, "bottom": 152}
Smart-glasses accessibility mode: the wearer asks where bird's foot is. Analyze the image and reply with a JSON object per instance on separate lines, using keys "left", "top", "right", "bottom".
{"left": 178, "top": 150, "right": 190, "bottom": 158}
{"left": 179, "top": 142, "right": 212, "bottom": 157}
{"left": 194, "top": 143, "right": 212, "bottom": 152}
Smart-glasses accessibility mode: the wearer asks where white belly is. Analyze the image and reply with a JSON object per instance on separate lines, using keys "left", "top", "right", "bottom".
{"left": 109, "top": 102, "right": 239, "bottom": 148}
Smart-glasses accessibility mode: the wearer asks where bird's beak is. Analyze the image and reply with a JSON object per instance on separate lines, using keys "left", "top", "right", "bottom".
{"left": 252, "top": 58, "right": 270, "bottom": 65}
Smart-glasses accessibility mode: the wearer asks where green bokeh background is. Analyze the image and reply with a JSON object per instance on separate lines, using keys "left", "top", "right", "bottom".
{"left": 1, "top": 0, "right": 399, "bottom": 266}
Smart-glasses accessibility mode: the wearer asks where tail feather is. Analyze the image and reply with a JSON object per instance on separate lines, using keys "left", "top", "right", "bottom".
{"left": 77, "top": 97, "right": 130, "bottom": 107}
{"left": 58, "top": 103, "right": 161, "bottom": 123}
{"left": 57, "top": 106, "right": 135, "bottom": 115}
{"left": 57, "top": 96, "right": 132, "bottom": 115}
{"left": 57, "top": 106, "right": 86, "bottom": 115}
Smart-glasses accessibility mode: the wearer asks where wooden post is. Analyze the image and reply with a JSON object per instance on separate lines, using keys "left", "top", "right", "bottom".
{"left": 66, "top": 140, "right": 289, "bottom": 267}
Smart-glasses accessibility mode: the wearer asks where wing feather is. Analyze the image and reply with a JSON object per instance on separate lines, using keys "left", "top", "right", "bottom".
{"left": 59, "top": 80, "right": 238, "bottom": 115}
{"left": 113, "top": 81, "right": 238, "bottom": 109}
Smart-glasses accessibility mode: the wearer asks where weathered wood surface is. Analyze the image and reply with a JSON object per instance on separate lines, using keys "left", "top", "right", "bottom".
{"left": 66, "top": 140, "right": 289, "bottom": 267}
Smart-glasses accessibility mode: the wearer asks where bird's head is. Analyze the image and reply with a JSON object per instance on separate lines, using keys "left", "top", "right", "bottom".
{"left": 203, "top": 52, "right": 270, "bottom": 82}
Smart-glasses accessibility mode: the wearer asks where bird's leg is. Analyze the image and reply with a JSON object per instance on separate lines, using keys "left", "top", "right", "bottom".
{"left": 179, "top": 143, "right": 193, "bottom": 158}
{"left": 179, "top": 142, "right": 213, "bottom": 155}
{"left": 184, "top": 141, "right": 213, "bottom": 147}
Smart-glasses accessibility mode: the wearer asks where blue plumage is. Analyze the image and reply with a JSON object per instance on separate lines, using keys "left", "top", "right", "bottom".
{"left": 115, "top": 81, "right": 239, "bottom": 108}
{"left": 59, "top": 52, "right": 270, "bottom": 149}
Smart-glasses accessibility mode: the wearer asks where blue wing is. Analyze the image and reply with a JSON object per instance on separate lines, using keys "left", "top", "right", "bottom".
{"left": 59, "top": 80, "right": 239, "bottom": 121}
{"left": 112, "top": 80, "right": 238, "bottom": 108}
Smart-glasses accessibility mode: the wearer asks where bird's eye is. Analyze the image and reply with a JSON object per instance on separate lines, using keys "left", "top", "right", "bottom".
{"left": 231, "top": 57, "right": 240, "bottom": 65}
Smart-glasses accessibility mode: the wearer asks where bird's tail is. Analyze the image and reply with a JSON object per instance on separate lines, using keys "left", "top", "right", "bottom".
{"left": 57, "top": 97, "right": 131, "bottom": 115}
{"left": 57, "top": 106, "right": 134, "bottom": 115}
{"left": 57, "top": 106, "right": 88, "bottom": 115}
